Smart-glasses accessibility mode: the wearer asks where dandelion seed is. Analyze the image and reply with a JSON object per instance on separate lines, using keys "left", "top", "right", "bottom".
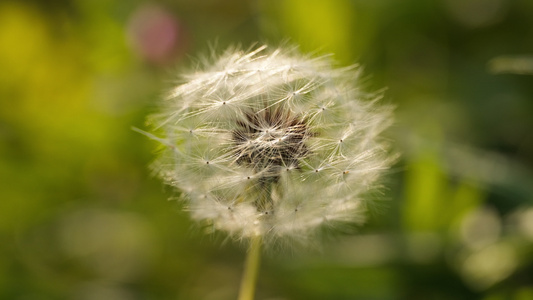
{"left": 143, "top": 47, "right": 395, "bottom": 300}
{"left": 145, "top": 45, "right": 394, "bottom": 249}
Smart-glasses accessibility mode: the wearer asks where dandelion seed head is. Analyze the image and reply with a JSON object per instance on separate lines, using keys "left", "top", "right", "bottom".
{"left": 147, "top": 45, "right": 394, "bottom": 246}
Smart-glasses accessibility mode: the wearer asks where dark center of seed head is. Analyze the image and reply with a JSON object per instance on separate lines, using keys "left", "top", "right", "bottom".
{"left": 231, "top": 108, "right": 313, "bottom": 212}
{"left": 232, "top": 108, "right": 311, "bottom": 174}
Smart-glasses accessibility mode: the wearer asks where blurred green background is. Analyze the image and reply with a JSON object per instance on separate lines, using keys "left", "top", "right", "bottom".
{"left": 1, "top": 0, "right": 533, "bottom": 299}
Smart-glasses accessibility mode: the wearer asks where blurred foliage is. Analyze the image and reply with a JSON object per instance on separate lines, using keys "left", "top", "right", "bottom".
{"left": 1, "top": 0, "right": 533, "bottom": 299}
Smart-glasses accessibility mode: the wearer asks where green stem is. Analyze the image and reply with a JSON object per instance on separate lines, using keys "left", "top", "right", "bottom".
{"left": 238, "top": 235, "right": 262, "bottom": 300}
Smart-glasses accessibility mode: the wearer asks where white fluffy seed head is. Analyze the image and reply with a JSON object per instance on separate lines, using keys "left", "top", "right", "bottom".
{"left": 147, "top": 45, "right": 394, "bottom": 246}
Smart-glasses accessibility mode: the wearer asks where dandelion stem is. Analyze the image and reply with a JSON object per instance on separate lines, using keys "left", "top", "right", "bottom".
{"left": 238, "top": 235, "right": 262, "bottom": 300}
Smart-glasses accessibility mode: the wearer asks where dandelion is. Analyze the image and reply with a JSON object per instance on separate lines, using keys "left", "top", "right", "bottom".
{"left": 140, "top": 45, "right": 394, "bottom": 300}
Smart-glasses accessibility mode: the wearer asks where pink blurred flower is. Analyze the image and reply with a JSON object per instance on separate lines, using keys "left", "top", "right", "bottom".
{"left": 127, "top": 4, "right": 188, "bottom": 64}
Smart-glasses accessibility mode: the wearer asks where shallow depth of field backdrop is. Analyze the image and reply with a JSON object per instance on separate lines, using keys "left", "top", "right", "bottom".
{"left": 1, "top": 0, "right": 533, "bottom": 299}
